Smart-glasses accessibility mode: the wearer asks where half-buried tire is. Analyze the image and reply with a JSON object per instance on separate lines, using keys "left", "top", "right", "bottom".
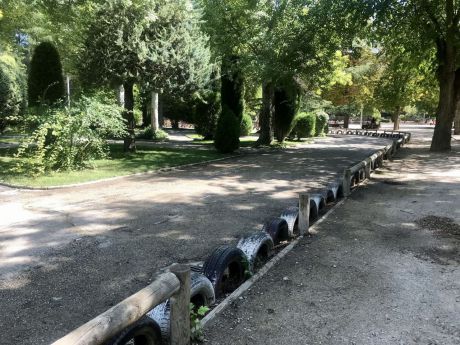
{"left": 147, "top": 272, "right": 215, "bottom": 342}
{"left": 202, "top": 245, "right": 246, "bottom": 298}
{"left": 105, "top": 317, "right": 162, "bottom": 345}
{"left": 262, "top": 218, "right": 290, "bottom": 245}
{"left": 237, "top": 232, "right": 274, "bottom": 274}
{"left": 280, "top": 207, "right": 299, "bottom": 237}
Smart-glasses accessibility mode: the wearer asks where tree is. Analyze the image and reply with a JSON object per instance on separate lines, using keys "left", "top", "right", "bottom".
{"left": 0, "top": 51, "right": 26, "bottom": 131}
{"left": 81, "top": 0, "right": 212, "bottom": 151}
{"left": 27, "top": 41, "right": 65, "bottom": 106}
{"left": 375, "top": 51, "right": 435, "bottom": 130}
{"left": 202, "top": 0, "right": 370, "bottom": 144}
{"left": 323, "top": 45, "right": 383, "bottom": 128}
{"left": 371, "top": 0, "right": 460, "bottom": 151}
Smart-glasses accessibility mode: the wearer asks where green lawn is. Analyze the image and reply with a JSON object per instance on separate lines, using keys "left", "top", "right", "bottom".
{"left": 0, "top": 144, "right": 226, "bottom": 188}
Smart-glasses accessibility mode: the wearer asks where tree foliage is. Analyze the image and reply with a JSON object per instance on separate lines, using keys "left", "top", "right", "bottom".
{"left": 0, "top": 51, "right": 26, "bottom": 131}
{"left": 28, "top": 41, "right": 65, "bottom": 106}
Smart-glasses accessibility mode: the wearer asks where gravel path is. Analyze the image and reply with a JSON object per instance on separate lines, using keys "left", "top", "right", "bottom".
{"left": 204, "top": 127, "right": 460, "bottom": 345}
{"left": 0, "top": 135, "right": 391, "bottom": 344}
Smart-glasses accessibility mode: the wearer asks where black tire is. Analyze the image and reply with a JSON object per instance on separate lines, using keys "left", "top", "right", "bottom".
{"left": 237, "top": 232, "right": 274, "bottom": 273}
{"left": 105, "top": 317, "right": 162, "bottom": 345}
{"left": 147, "top": 272, "right": 215, "bottom": 342}
{"left": 262, "top": 218, "right": 290, "bottom": 245}
{"left": 280, "top": 206, "right": 299, "bottom": 237}
{"left": 309, "top": 200, "right": 318, "bottom": 221}
{"left": 202, "top": 245, "right": 246, "bottom": 297}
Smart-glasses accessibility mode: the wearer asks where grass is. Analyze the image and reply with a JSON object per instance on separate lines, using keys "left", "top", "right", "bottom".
{"left": 0, "top": 144, "right": 226, "bottom": 188}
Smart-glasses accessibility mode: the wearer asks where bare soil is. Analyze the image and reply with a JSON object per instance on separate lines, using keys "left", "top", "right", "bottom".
{"left": 0, "top": 135, "right": 390, "bottom": 345}
{"left": 204, "top": 128, "right": 460, "bottom": 345}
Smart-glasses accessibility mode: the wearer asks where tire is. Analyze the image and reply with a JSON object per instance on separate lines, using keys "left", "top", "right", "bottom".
{"left": 280, "top": 206, "right": 299, "bottom": 237}
{"left": 309, "top": 200, "right": 318, "bottom": 221}
{"left": 310, "top": 194, "right": 326, "bottom": 212}
{"left": 202, "top": 245, "right": 246, "bottom": 297}
{"left": 147, "top": 272, "right": 215, "bottom": 342}
{"left": 105, "top": 317, "right": 162, "bottom": 345}
{"left": 262, "top": 218, "right": 290, "bottom": 245}
{"left": 237, "top": 232, "right": 274, "bottom": 273}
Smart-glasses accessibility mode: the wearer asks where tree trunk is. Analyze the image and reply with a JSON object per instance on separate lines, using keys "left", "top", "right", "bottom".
{"left": 256, "top": 82, "right": 275, "bottom": 145}
{"left": 392, "top": 106, "right": 401, "bottom": 131}
{"left": 116, "top": 85, "right": 124, "bottom": 107}
{"left": 123, "top": 82, "right": 136, "bottom": 152}
{"left": 430, "top": 39, "right": 457, "bottom": 151}
{"left": 158, "top": 94, "right": 164, "bottom": 127}
{"left": 453, "top": 69, "right": 460, "bottom": 135}
{"left": 344, "top": 114, "right": 350, "bottom": 129}
{"left": 151, "top": 91, "right": 159, "bottom": 132}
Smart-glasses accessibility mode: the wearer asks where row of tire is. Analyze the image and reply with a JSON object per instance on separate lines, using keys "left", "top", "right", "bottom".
{"left": 329, "top": 129, "right": 409, "bottom": 142}
{"left": 107, "top": 138, "right": 397, "bottom": 345}
{"left": 106, "top": 182, "right": 346, "bottom": 345}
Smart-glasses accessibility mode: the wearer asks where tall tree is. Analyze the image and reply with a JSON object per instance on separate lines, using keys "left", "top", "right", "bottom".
{"left": 81, "top": 0, "right": 212, "bottom": 151}
{"left": 371, "top": 0, "right": 460, "bottom": 151}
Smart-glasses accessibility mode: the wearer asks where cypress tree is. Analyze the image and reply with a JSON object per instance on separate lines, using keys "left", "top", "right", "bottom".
{"left": 215, "top": 56, "right": 244, "bottom": 152}
{"left": 273, "top": 82, "right": 299, "bottom": 142}
{"left": 28, "top": 42, "right": 65, "bottom": 106}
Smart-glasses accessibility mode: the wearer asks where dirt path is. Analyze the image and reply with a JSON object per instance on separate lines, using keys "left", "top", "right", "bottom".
{"left": 0, "top": 135, "right": 392, "bottom": 345}
{"left": 204, "top": 128, "right": 460, "bottom": 345}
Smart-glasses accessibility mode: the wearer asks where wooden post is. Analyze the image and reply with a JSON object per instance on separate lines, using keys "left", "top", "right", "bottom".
{"left": 364, "top": 158, "right": 371, "bottom": 179}
{"left": 51, "top": 272, "right": 180, "bottom": 345}
{"left": 343, "top": 168, "right": 352, "bottom": 197}
{"left": 298, "top": 193, "right": 310, "bottom": 236}
{"left": 170, "top": 264, "right": 191, "bottom": 345}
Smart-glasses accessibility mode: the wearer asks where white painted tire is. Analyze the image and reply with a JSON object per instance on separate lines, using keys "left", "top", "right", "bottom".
{"left": 237, "top": 232, "right": 274, "bottom": 273}
{"left": 280, "top": 206, "right": 299, "bottom": 237}
{"left": 147, "top": 272, "right": 215, "bottom": 342}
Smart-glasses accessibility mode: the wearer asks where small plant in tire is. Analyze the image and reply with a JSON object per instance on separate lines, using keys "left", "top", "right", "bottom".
{"left": 190, "top": 303, "right": 209, "bottom": 343}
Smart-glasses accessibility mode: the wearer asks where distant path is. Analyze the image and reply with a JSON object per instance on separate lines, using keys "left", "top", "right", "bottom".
{"left": 0, "top": 134, "right": 393, "bottom": 345}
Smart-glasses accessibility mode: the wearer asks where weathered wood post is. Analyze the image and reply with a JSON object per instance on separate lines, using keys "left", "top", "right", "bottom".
{"left": 343, "top": 168, "right": 352, "bottom": 197}
{"left": 51, "top": 272, "right": 180, "bottom": 345}
{"left": 364, "top": 158, "right": 371, "bottom": 179}
{"left": 170, "top": 264, "right": 191, "bottom": 345}
{"left": 298, "top": 193, "right": 310, "bottom": 236}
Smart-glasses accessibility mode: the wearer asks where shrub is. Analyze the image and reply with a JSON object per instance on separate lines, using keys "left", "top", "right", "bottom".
{"left": 194, "top": 92, "right": 220, "bottom": 140}
{"left": 214, "top": 105, "right": 240, "bottom": 153}
{"left": 15, "top": 94, "right": 125, "bottom": 175}
{"left": 27, "top": 42, "right": 65, "bottom": 106}
{"left": 291, "top": 112, "right": 316, "bottom": 139}
{"left": 136, "top": 127, "right": 169, "bottom": 141}
{"left": 315, "top": 111, "right": 329, "bottom": 136}
{"left": 0, "top": 53, "right": 26, "bottom": 132}
{"left": 240, "top": 113, "right": 253, "bottom": 136}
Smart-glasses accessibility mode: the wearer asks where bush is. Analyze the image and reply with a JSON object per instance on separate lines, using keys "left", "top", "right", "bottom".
{"left": 15, "top": 94, "right": 125, "bottom": 175}
{"left": 194, "top": 92, "right": 220, "bottom": 140}
{"left": 315, "top": 111, "right": 329, "bottom": 136}
{"left": 214, "top": 105, "right": 240, "bottom": 153}
{"left": 136, "top": 127, "right": 169, "bottom": 141}
{"left": 28, "top": 42, "right": 65, "bottom": 106}
{"left": 240, "top": 113, "right": 253, "bottom": 136}
{"left": 291, "top": 112, "right": 316, "bottom": 139}
{"left": 0, "top": 53, "right": 26, "bottom": 132}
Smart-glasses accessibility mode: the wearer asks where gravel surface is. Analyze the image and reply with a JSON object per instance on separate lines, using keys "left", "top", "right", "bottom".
{"left": 204, "top": 128, "right": 460, "bottom": 345}
{"left": 0, "top": 135, "right": 391, "bottom": 345}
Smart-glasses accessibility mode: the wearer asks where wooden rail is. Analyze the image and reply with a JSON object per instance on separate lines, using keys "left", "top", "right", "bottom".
{"left": 52, "top": 264, "right": 190, "bottom": 345}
